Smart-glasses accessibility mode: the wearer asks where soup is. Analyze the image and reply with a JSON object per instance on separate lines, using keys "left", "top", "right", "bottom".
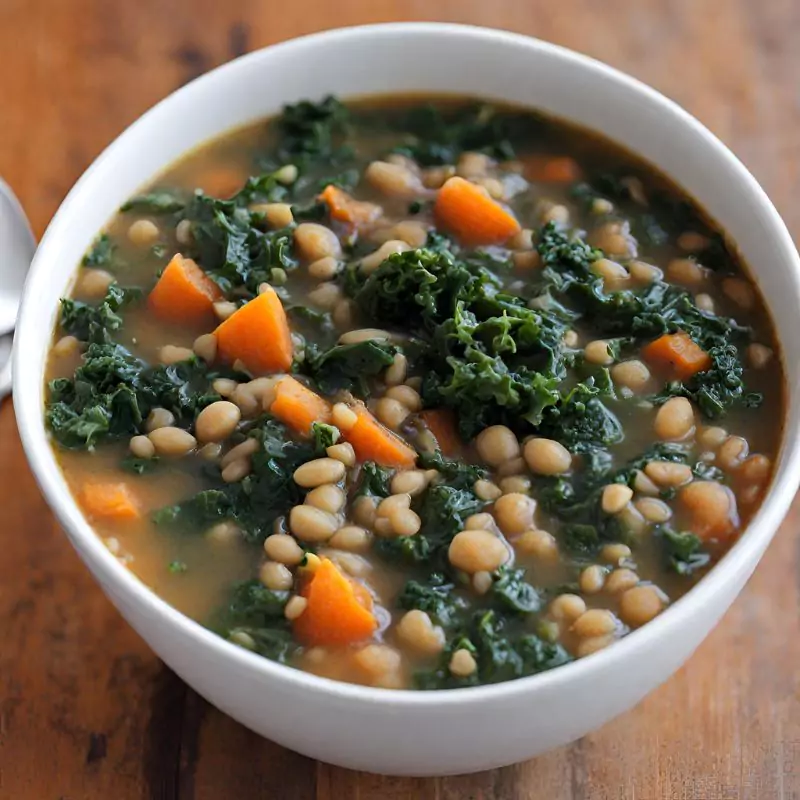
{"left": 44, "top": 96, "right": 783, "bottom": 690}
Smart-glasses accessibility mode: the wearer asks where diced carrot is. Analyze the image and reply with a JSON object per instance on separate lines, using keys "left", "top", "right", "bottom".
{"left": 148, "top": 253, "right": 222, "bottom": 326}
{"left": 522, "top": 155, "right": 582, "bottom": 184}
{"left": 197, "top": 165, "right": 245, "bottom": 198}
{"left": 419, "top": 408, "right": 461, "bottom": 457}
{"left": 319, "top": 184, "right": 382, "bottom": 227}
{"left": 434, "top": 176, "right": 521, "bottom": 246}
{"left": 642, "top": 333, "right": 712, "bottom": 381}
{"left": 293, "top": 558, "right": 377, "bottom": 647}
{"left": 344, "top": 404, "right": 417, "bottom": 469}
{"left": 270, "top": 376, "right": 332, "bottom": 435}
{"left": 80, "top": 482, "right": 140, "bottom": 520}
{"left": 214, "top": 286, "right": 293, "bottom": 374}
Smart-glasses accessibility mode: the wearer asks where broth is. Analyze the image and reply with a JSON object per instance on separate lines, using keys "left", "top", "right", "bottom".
{"left": 45, "top": 95, "right": 783, "bottom": 689}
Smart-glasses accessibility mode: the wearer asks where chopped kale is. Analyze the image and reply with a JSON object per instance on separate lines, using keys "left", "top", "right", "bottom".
{"left": 396, "top": 574, "right": 469, "bottom": 628}
{"left": 182, "top": 169, "right": 299, "bottom": 297}
{"left": 490, "top": 566, "right": 541, "bottom": 614}
{"left": 311, "top": 421, "right": 339, "bottom": 452}
{"left": 121, "top": 191, "right": 185, "bottom": 214}
{"left": 212, "top": 580, "right": 299, "bottom": 664}
{"left": 388, "top": 103, "right": 540, "bottom": 166}
{"left": 82, "top": 234, "right": 115, "bottom": 267}
{"left": 153, "top": 416, "right": 315, "bottom": 543}
{"left": 46, "top": 339, "right": 223, "bottom": 449}
{"left": 356, "top": 462, "right": 393, "bottom": 498}
{"left": 60, "top": 283, "right": 142, "bottom": 344}
{"left": 303, "top": 339, "right": 398, "bottom": 396}
{"left": 660, "top": 528, "right": 711, "bottom": 575}
{"left": 415, "top": 610, "right": 571, "bottom": 689}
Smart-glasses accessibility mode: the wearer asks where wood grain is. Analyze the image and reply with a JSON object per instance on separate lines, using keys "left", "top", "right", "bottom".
{"left": 1, "top": 0, "right": 798, "bottom": 797}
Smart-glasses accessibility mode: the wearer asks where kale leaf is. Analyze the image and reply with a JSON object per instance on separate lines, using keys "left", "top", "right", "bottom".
{"left": 303, "top": 340, "right": 397, "bottom": 396}
{"left": 490, "top": 566, "right": 541, "bottom": 614}
{"left": 660, "top": 528, "right": 711, "bottom": 575}
{"left": 273, "top": 95, "right": 351, "bottom": 167}
{"left": 183, "top": 190, "right": 296, "bottom": 297}
{"left": 46, "top": 343, "right": 220, "bottom": 449}
{"left": 120, "top": 191, "right": 185, "bottom": 214}
{"left": 153, "top": 416, "right": 315, "bottom": 543}
{"left": 60, "top": 283, "right": 141, "bottom": 344}
{"left": 82, "top": 234, "right": 115, "bottom": 267}
{"left": 388, "top": 103, "right": 540, "bottom": 166}
{"left": 211, "top": 580, "right": 298, "bottom": 664}
{"left": 415, "top": 610, "right": 571, "bottom": 689}
{"left": 396, "top": 573, "right": 469, "bottom": 628}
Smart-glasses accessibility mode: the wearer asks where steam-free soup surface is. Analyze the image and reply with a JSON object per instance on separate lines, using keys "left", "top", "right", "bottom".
{"left": 45, "top": 96, "right": 783, "bottom": 689}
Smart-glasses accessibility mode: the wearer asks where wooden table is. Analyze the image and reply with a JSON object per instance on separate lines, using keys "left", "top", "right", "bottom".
{"left": 1, "top": 1, "right": 799, "bottom": 796}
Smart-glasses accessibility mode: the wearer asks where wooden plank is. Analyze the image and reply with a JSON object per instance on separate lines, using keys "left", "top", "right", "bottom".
{"left": 0, "top": 0, "right": 798, "bottom": 796}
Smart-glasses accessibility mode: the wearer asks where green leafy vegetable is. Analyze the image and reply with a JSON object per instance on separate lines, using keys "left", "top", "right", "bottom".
{"left": 415, "top": 610, "right": 571, "bottom": 689}
{"left": 82, "top": 234, "right": 115, "bottom": 267}
{"left": 213, "top": 580, "right": 299, "bottom": 664}
{"left": 121, "top": 191, "right": 185, "bottom": 214}
{"left": 46, "top": 343, "right": 219, "bottom": 449}
{"left": 60, "top": 283, "right": 141, "bottom": 344}
{"left": 660, "top": 528, "right": 710, "bottom": 575}
{"left": 153, "top": 416, "right": 315, "bottom": 543}
{"left": 184, "top": 189, "right": 297, "bottom": 297}
{"left": 388, "top": 103, "right": 540, "bottom": 166}
{"left": 303, "top": 339, "right": 398, "bottom": 396}
{"left": 396, "top": 574, "right": 469, "bottom": 628}
{"left": 490, "top": 567, "right": 541, "bottom": 614}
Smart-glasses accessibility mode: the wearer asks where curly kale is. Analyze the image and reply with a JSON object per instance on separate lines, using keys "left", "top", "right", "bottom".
{"left": 46, "top": 340, "right": 224, "bottom": 449}
{"left": 415, "top": 610, "right": 571, "bottom": 689}
{"left": 60, "top": 283, "right": 142, "bottom": 344}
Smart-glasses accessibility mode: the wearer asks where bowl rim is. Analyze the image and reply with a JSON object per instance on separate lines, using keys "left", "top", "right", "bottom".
{"left": 15, "top": 21, "right": 800, "bottom": 708}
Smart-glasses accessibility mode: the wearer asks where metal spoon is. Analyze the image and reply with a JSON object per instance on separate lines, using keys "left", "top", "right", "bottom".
{"left": 0, "top": 178, "right": 36, "bottom": 399}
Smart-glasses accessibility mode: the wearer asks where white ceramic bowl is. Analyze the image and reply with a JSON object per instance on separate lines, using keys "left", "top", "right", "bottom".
{"left": 14, "top": 23, "right": 800, "bottom": 776}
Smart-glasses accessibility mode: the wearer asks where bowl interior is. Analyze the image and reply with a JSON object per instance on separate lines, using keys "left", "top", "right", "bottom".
{"left": 14, "top": 23, "right": 800, "bottom": 709}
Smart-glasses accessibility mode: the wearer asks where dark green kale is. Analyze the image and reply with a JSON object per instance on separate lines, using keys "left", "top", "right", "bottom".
{"left": 153, "top": 416, "right": 315, "bottom": 543}
{"left": 225, "top": 579, "right": 290, "bottom": 624}
{"left": 537, "top": 375, "right": 621, "bottom": 452}
{"left": 536, "top": 222, "right": 759, "bottom": 419}
{"left": 82, "top": 234, "right": 115, "bottom": 267}
{"left": 46, "top": 343, "right": 220, "bottom": 449}
{"left": 212, "top": 580, "right": 298, "bottom": 664}
{"left": 356, "top": 462, "right": 393, "bottom": 498}
{"left": 376, "top": 481, "right": 484, "bottom": 567}
{"left": 659, "top": 528, "right": 711, "bottom": 575}
{"left": 183, "top": 187, "right": 296, "bottom": 297}
{"left": 537, "top": 443, "right": 696, "bottom": 555}
{"left": 310, "top": 421, "right": 339, "bottom": 452}
{"left": 349, "top": 247, "right": 483, "bottom": 332}
{"left": 417, "top": 450, "right": 485, "bottom": 490}
{"left": 120, "top": 191, "right": 186, "bottom": 214}
{"left": 302, "top": 340, "right": 398, "bottom": 396}
{"left": 273, "top": 96, "right": 351, "bottom": 167}
{"left": 415, "top": 610, "right": 571, "bottom": 689}
{"left": 489, "top": 566, "right": 541, "bottom": 614}
{"left": 59, "top": 283, "right": 142, "bottom": 344}
{"left": 396, "top": 574, "right": 469, "bottom": 628}
{"left": 349, "top": 245, "right": 583, "bottom": 439}
{"left": 388, "top": 103, "right": 541, "bottom": 166}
